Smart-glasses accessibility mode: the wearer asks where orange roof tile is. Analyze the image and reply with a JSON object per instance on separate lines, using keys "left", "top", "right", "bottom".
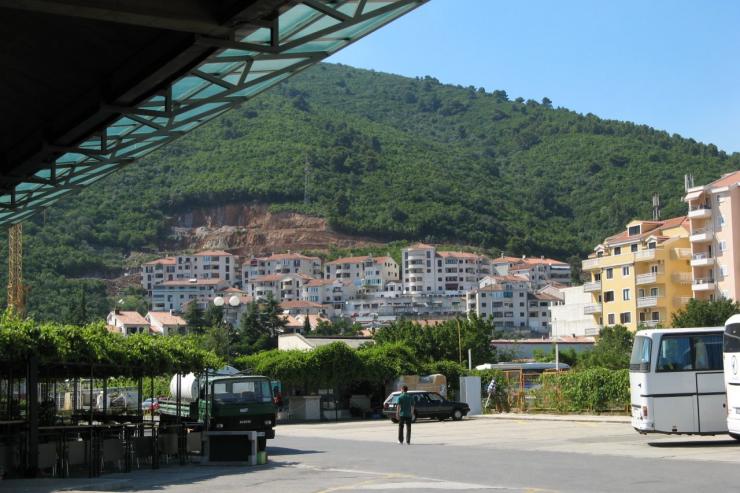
{"left": 147, "top": 311, "right": 187, "bottom": 326}
{"left": 306, "top": 278, "right": 336, "bottom": 287}
{"left": 262, "top": 252, "right": 320, "bottom": 261}
{"left": 437, "top": 251, "right": 485, "bottom": 259}
{"left": 193, "top": 250, "right": 234, "bottom": 256}
{"left": 112, "top": 311, "right": 149, "bottom": 326}
{"left": 710, "top": 170, "right": 740, "bottom": 189}
{"left": 144, "top": 257, "right": 176, "bottom": 265}
{"left": 280, "top": 300, "right": 324, "bottom": 309}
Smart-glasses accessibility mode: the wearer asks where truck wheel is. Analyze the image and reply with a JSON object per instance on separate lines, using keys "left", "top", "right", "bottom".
{"left": 452, "top": 409, "right": 463, "bottom": 421}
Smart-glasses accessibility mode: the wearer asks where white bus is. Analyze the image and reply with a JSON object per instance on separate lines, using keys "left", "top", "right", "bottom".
{"left": 630, "top": 327, "right": 726, "bottom": 435}
{"left": 722, "top": 314, "right": 740, "bottom": 439}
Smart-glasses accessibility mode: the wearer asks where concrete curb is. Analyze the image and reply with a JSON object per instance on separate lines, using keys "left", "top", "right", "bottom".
{"left": 472, "top": 413, "right": 631, "bottom": 424}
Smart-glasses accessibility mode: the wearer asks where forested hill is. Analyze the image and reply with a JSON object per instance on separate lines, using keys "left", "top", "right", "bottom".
{"left": 7, "top": 62, "right": 740, "bottom": 322}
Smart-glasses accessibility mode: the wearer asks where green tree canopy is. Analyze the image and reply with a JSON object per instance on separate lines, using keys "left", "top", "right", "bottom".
{"left": 671, "top": 299, "right": 740, "bottom": 328}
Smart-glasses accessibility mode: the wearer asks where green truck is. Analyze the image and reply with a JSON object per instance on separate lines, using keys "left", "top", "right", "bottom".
{"left": 159, "top": 370, "right": 277, "bottom": 440}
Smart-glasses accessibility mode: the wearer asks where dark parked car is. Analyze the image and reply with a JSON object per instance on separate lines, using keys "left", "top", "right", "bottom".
{"left": 383, "top": 391, "right": 470, "bottom": 422}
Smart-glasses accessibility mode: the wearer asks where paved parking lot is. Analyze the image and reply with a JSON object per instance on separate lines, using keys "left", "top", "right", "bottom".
{"left": 10, "top": 414, "right": 740, "bottom": 492}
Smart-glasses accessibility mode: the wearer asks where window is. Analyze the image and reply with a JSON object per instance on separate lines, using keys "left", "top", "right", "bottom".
{"left": 614, "top": 246, "right": 622, "bottom": 255}
{"left": 604, "top": 291, "right": 614, "bottom": 302}
{"left": 650, "top": 287, "right": 659, "bottom": 297}
{"left": 628, "top": 225, "right": 641, "bottom": 236}
{"left": 630, "top": 336, "right": 652, "bottom": 372}
{"left": 648, "top": 242, "right": 656, "bottom": 249}
{"left": 719, "top": 241, "right": 727, "bottom": 253}
{"left": 622, "top": 288, "right": 630, "bottom": 301}
{"left": 606, "top": 268, "right": 613, "bottom": 279}
{"left": 622, "top": 266, "right": 630, "bottom": 276}
{"left": 620, "top": 312, "right": 631, "bottom": 324}
{"left": 607, "top": 313, "right": 615, "bottom": 325}
{"left": 631, "top": 244, "right": 638, "bottom": 253}
{"left": 721, "top": 265, "right": 729, "bottom": 278}
{"left": 657, "top": 334, "right": 722, "bottom": 372}
{"left": 651, "top": 311, "right": 660, "bottom": 322}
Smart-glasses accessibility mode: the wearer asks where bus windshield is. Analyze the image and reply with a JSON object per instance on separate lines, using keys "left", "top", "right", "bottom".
{"left": 212, "top": 378, "right": 273, "bottom": 405}
{"left": 630, "top": 335, "right": 652, "bottom": 372}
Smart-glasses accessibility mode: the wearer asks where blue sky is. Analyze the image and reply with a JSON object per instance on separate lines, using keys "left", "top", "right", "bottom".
{"left": 329, "top": 0, "right": 740, "bottom": 152}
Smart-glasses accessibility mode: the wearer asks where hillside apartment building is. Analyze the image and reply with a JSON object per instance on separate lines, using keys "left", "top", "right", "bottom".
{"left": 582, "top": 216, "right": 693, "bottom": 331}
{"left": 684, "top": 171, "right": 740, "bottom": 302}
{"left": 242, "top": 253, "right": 322, "bottom": 285}
{"left": 493, "top": 255, "right": 572, "bottom": 289}
{"left": 142, "top": 250, "right": 237, "bottom": 296}
{"left": 402, "top": 243, "right": 493, "bottom": 294}
{"left": 324, "top": 255, "right": 400, "bottom": 293}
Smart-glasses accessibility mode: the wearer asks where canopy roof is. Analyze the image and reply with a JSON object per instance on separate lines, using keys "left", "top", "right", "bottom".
{"left": 0, "top": 0, "right": 426, "bottom": 226}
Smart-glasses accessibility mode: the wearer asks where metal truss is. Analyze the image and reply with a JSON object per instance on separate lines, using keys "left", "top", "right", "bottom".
{"left": 0, "top": 0, "right": 426, "bottom": 227}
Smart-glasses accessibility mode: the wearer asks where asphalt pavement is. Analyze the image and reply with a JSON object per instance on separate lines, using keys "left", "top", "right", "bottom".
{"left": 7, "top": 414, "right": 740, "bottom": 492}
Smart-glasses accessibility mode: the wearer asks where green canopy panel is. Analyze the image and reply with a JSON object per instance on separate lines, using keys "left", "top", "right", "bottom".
{"left": 0, "top": 0, "right": 426, "bottom": 226}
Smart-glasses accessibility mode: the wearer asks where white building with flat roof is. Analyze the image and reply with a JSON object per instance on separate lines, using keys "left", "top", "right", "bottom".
{"left": 152, "top": 278, "right": 230, "bottom": 312}
{"left": 325, "top": 255, "right": 399, "bottom": 293}
{"left": 549, "top": 285, "right": 601, "bottom": 337}
{"left": 242, "top": 252, "right": 321, "bottom": 285}
{"left": 402, "top": 244, "right": 492, "bottom": 295}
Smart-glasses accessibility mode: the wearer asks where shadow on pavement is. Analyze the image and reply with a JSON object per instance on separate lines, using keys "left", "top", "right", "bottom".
{"left": 648, "top": 439, "right": 740, "bottom": 448}
{"left": 269, "top": 446, "right": 324, "bottom": 456}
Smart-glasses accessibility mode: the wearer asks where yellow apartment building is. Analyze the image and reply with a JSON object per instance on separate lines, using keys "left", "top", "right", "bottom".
{"left": 581, "top": 216, "right": 693, "bottom": 331}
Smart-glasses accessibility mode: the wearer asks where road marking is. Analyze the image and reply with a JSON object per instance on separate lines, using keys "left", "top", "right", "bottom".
{"left": 298, "top": 464, "right": 558, "bottom": 492}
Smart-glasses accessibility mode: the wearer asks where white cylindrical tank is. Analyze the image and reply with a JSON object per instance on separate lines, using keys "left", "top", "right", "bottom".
{"left": 169, "top": 373, "right": 200, "bottom": 403}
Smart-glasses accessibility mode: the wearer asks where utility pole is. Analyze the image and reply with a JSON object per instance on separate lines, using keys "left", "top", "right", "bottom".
{"left": 652, "top": 193, "right": 661, "bottom": 221}
{"left": 304, "top": 156, "right": 310, "bottom": 206}
{"left": 8, "top": 222, "right": 25, "bottom": 316}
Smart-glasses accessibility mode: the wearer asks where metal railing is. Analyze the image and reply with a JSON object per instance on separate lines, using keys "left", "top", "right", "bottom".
{"left": 637, "top": 296, "right": 661, "bottom": 308}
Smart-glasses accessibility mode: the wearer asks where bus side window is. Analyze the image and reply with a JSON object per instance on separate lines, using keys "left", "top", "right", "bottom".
{"left": 693, "top": 334, "right": 722, "bottom": 371}
{"left": 657, "top": 336, "right": 692, "bottom": 371}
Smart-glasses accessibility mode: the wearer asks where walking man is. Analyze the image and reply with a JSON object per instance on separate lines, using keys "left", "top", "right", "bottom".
{"left": 396, "top": 385, "right": 415, "bottom": 445}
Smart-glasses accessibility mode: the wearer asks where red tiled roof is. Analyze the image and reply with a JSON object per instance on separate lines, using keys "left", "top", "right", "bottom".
{"left": 112, "top": 311, "right": 149, "bottom": 326}
{"left": 407, "top": 243, "right": 434, "bottom": 250}
{"left": 252, "top": 274, "right": 290, "bottom": 282}
{"left": 147, "top": 311, "right": 187, "bottom": 326}
{"left": 144, "top": 257, "right": 176, "bottom": 265}
{"left": 193, "top": 250, "right": 233, "bottom": 256}
{"left": 306, "top": 279, "right": 336, "bottom": 287}
{"left": 604, "top": 215, "right": 687, "bottom": 244}
{"left": 492, "top": 274, "right": 529, "bottom": 282}
{"left": 710, "top": 170, "right": 740, "bottom": 189}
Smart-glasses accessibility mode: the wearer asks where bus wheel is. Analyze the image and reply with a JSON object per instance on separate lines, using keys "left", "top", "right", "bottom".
{"left": 731, "top": 433, "right": 740, "bottom": 441}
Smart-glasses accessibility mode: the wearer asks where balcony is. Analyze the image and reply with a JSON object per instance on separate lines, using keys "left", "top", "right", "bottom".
{"left": 692, "top": 278, "right": 715, "bottom": 291}
{"left": 584, "top": 303, "right": 602, "bottom": 315}
{"left": 690, "top": 253, "right": 715, "bottom": 267}
{"left": 582, "top": 258, "right": 600, "bottom": 271}
{"left": 637, "top": 296, "right": 662, "bottom": 308}
{"left": 582, "top": 281, "right": 601, "bottom": 292}
{"left": 641, "top": 320, "right": 662, "bottom": 328}
{"left": 688, "top": 205, "right": 712, "bottom": 219}
{"left": 673, "top": 296, "right": 692, "bottom": 306}
{"left": 690, "top": 227, "right": 714, "bottom": 243}
{"left": 671, "top": 272, "right": 692, "bottom": 284}
{"left": 673, "top": 248, "right": 692, "bottom": 259}
{"left": 636, "top": 272, "right": 663, "bottom": 285}
{"left": 634, "top": 249, "right": 658, "bottom": 262}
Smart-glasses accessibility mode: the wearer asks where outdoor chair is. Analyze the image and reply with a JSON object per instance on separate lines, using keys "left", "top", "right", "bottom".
{"left": 38, "top": 442, "right": 58, "bottom": 476}
{"left": 102, "top": 438, "right": 125, "bottom": 472}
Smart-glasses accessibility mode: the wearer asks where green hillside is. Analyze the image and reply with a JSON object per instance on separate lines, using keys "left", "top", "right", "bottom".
{"left": 6, "top": 63, "right": 740, "bottom": 322}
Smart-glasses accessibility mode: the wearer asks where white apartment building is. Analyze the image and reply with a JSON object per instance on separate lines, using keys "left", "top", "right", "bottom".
{"left": 549, "top": 285, "right": 601, "bottom": 337}
{"left": 146, "top": 311, "right": 188, "bottom": 336}
{"left": 242, "top": 253, "right": 322, "bottom": 285}
{"left": 106, "top": 310, "right": 150, "bottom": 336}
{"left": 466, "top": 275, "right": 530, "bottom": 330}
{"left": 152, "top": 278, "right": 229, "bottom": 312}
{"left": 246, "top": 273, "right": 313, "bottom": 302}
{"left": 141, "top": 257, "right": 176, "bottom": 295}
{"left": 684, "top": 170, "right": 740, "bottom": 301}
{"left": 302, "top": 278, "right": 358, "bottom": 314}
{"left": 402, "top": 244, "right": 492, "bottom": 294}
{"left": 493, "top": 255, "right": 571, "bottom": 288}
{"left": 177, "top": 250, "right": 237, "bottom": 283}
{"left": 324, "top": 255, "right": 400, "bottom": 292}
